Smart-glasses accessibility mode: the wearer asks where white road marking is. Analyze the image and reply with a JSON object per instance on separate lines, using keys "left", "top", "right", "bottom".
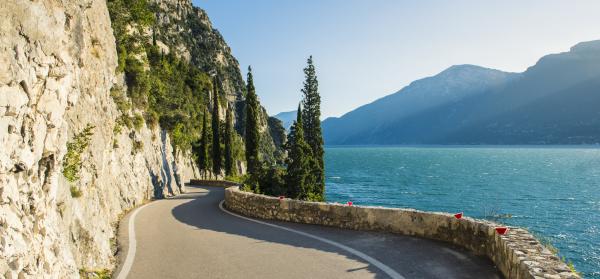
{"left": 219, "top": 200, "right": 405, "bottom": 279}
{"left": 115, "top": 202, "right": 151, "bottom": 279}
{"left": 442, "top": 247, "right": 468, "bottom": 260}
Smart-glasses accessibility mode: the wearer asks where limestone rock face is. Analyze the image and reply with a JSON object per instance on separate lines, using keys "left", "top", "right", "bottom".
{"left": 0, "top": 0, "right": 198, "bottom": 277}
{"left": 150, "top": 0, "right": 285, "bottom": 165}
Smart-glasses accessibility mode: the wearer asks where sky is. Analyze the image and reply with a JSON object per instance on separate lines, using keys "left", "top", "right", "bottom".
{"left": 192, "top": 0, "right": 600, "bottom": 118}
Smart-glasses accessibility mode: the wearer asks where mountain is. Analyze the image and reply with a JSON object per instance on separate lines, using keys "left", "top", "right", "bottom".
{"left": 148, "top": 0, "right": 285, "bottom": 164}
{"left": 323, "top": 40, "right": 600, "bottom": 145}
{"left": 323, "top": 65, "right": 518, "bottom": 144}
{"left": 273, "top": 110, "right": 297, "bottom": 132}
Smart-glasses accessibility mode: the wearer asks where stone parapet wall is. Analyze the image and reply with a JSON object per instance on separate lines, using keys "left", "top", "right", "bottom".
{"left": 224, "top": 186, "right": 579, "bottom": 279}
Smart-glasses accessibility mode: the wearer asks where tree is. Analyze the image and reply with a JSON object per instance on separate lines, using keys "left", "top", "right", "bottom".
{"left": 285, "top": 105, "right": 313, "bottom": 199}
{"left": 212, "top": 77, "right": 222, "bottom": 177}
{"left": 224, "top": 105, "right": 235, "bottom": 176}
{"left": 300, "top": 56, "right": 325, "bottom": 200}
{"left": 245, "top": 66, "right": 261, "bottom": 179}
{"left": 259, "top": 166, "right": 287, "bottom": 197}
{"left": 198, "top": 110, "right": 210, "bottom": 178}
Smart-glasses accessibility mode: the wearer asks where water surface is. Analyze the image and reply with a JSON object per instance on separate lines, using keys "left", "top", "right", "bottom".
{"left": 325, "top": 146, "right": 600, "bottom": 278}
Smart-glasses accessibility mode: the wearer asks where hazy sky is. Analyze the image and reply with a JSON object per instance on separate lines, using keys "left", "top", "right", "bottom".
{"left": 193, "top": 0, "right": 600, "bottom": 118}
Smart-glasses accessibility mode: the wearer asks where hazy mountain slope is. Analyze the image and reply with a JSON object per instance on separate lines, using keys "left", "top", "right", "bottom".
{"left": 273, "top": 110, "right": 297, "bottom": 131}
{"left": 323, "top": 40, "right": 600, "bottom": 145}
{"left": 322, "top": 65, "right": 518, "bottom": 144}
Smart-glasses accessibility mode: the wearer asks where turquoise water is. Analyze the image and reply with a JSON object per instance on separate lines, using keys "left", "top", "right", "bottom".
{"left": 324, "top": 146, "right": 600, "bottom": 278}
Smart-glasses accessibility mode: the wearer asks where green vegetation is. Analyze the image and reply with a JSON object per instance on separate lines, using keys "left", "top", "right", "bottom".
{"left": 108, "top": 0, "right": 316, "bottom": 198}
{"left": 108, "top": 0, "right": 251, "bottom": 182}
{"left": 531, "top": 232, "right": 559, "bottom": 254}
{"left": 243, "top": 58, "right": 325, "bottom": 201}
{"left": 300, "top": 56, "right": 325, "bottom": 201}
{"left": 195, "top": 111, "right": 211, "bottom": 178}
{"left": 133, "top": 113, "right": 144, "bottom": 130}
{"left": 70, "top": 186, "right": 83, "bottom": 198}
{"left": 108, "top": 0, "right": 214, "bottom": 152}
{"left": 132, "top": 140, "right": 144, "bottom": 154}
{"left": 566, "top": 260, "right": 580, "bottom": 276}
{"left": 224, "top": 106, "right": 235, "bottom": 176}
{"left": 258, "top": 166, "right": 287, "bottom": 197}
{"left": 531, "top": 232, "right": 579, "bottom": 276}
{"left": 63, "top": 124, "right": 94, "bottom": 183}
{"left": 211, "top": 78, "right": 222, "bottom": 175}
{"left": 284, "top": 107, "right": 315, "bottom": 199}
{"left": 79, "top": 269, "right": 111, "bottom": 279}
{"left": 244, "top": 66, "right": 261, "bottom": 183}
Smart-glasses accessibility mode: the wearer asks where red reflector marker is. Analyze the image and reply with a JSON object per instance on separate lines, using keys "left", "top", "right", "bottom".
{"left": 454, "top": 212, "right": 463, "bottom": 219}
{"left": 347, "top": 201, "right": 353, "bottom": 206}
{"left": 495, "top": 227, "right": 509, "bottom": 235}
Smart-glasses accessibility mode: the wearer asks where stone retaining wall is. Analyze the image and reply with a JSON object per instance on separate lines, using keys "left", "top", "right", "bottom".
{"left": 224, "top": 186, "right": 579, "bottom": 279}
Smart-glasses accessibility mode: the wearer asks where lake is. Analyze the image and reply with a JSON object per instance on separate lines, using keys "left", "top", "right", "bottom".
{"left": 324, "top": 146, "right": 600, "bottom": 278}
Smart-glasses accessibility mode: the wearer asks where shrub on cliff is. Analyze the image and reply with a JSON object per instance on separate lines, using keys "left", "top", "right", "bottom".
{"left": 62, "top": 124, "right": 95, "bottom": 183}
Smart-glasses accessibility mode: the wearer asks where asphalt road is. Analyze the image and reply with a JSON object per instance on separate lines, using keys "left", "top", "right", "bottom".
{"left": 114, "top": 185, "right": 502, "bottom": 279}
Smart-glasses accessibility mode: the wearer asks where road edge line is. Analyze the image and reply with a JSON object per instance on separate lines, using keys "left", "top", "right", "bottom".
{"left": 218, "top": 200, "right": 405, "bottom": 279}
{"left": 115, "top": 202, "right": 151, "bottom": 279}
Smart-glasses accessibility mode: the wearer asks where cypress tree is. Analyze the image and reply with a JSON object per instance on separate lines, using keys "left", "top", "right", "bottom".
{"left": 285, "top": 105, "right": 313, "bottom": 199}
{"left": 198, "top": 110, "right": 210, "bottom": 179}
{"left": 300, "top": 56, "right": 325, "bottom": 200}
{"left": 212, "top": 77, "right": 222, "bottom": 176}
{"left": 245, "top": 66, "right": 261, "bottom": 178}
{"left": 224, "top": 105, "right": 235, "bottom": 176}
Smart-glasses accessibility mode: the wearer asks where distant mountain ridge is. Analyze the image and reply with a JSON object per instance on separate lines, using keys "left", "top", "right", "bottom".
{"left": 273, "top": 110, "right": 297, "bottom": 132}
{"left": 323, "top": 40, "right": 600, "bottom": 145}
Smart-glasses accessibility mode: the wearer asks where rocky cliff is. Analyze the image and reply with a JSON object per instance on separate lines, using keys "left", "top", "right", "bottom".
{"left": 146, "top": 0, "right": 285, "bottom": 165}
{"left": 0, "top": 0, "right": 273, "bottom": 277}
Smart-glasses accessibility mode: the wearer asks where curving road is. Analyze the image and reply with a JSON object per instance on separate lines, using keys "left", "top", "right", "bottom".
{"left": 113, "top": 185, "right": 502, "bottom": 279}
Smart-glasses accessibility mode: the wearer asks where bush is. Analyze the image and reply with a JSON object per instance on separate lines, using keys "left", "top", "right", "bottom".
{"left": 110, "top": 86, "right": 131, "bottom": 114}
{"left": 258, "top": 167, "right": 287, "bottom": 197}
{"left": 225, "top": 174, "right": 247, "bottom": 184}
{"left": 113, "top": 121, "right": 123, "bottom": 135}
{"left": 145, "top": 110, "right": 159, "bottom": 129}
{"left": 79, "top": 268, "right": 111, "bottom": 279}
{"left": 133, "top": 113, "right": 144, "bottom": 130}
{"left": 63, "top": 124, "right": 94, "bottom": 182}
{"left": 70, "top": 186, "right": 83, "bottom": 198}
{"left": 132, "top": 140, "right": 144, "bottom": 154}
